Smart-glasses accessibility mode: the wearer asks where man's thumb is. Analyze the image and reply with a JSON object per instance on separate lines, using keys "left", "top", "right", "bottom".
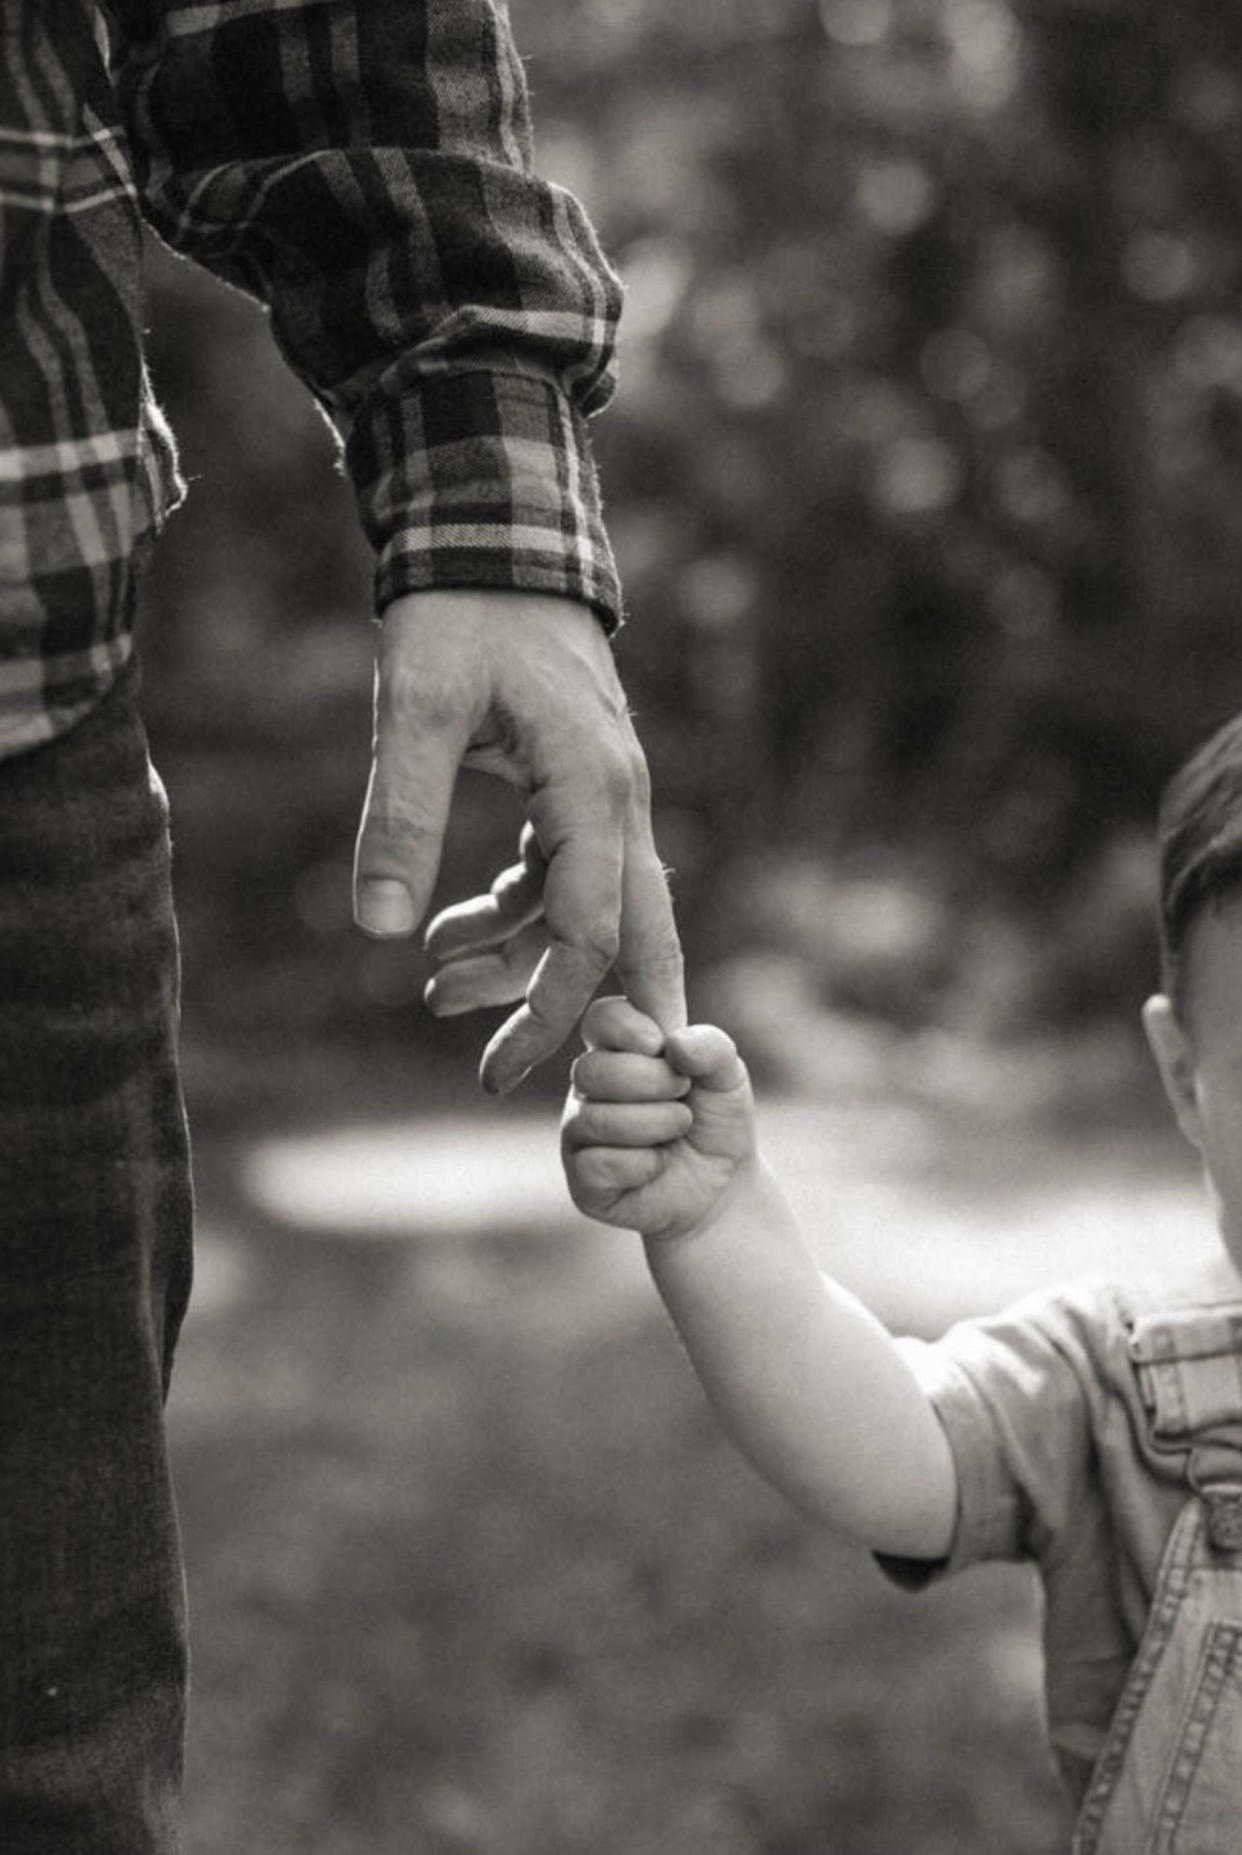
{"left": 353, "top": 725, "right": 461, "bottom": 938}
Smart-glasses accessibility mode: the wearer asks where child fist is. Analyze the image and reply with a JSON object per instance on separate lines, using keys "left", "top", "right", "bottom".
{"left": 562, "top": 995, "right": 757, "bottom": 1241}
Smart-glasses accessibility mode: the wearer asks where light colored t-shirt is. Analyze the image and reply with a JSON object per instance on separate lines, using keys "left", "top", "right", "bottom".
{"left": 887, "top": 1253, "right": 1242, "bottom": 1805}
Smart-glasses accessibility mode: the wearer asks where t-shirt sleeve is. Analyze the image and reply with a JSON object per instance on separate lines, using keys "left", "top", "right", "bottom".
{"left": 875, "top": 1285, "right": 1109, "bottom": 1591}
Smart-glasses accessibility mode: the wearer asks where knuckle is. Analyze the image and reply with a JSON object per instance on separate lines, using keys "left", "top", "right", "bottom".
{"left": 574, "top": 1103, "right": 604, "bottom": 1143}
{"left": 569, "top": 1176, "right": 616, "bottom": 1220}
{"left": 521, "top": 988, "right": 558, "bottom": 1035}
{"left": 581, "top": 994, "right": 623, "bottom": 1038}
{"left": 489, "top": 860, "right": 529, "bottom": 904}
{"left": 562, "top": 1155, "right": 591, "bottom": 1203}
{"left": 621, "top": 938, "right": 684, "bottom": 993}
{"left": 576, "top": 919, "right": 622, "bottom": 969}
{"left": 378, "top": 658, "right": 468, "bottom": 733}
{"left": 519, "top": 821, "right": 546, "bottom": 868}
{"left": 499, "top": 930, "right": 544, "bottom": 979}
{"left": 361, "top": 786, "right": 442, "bottom": 845}
{"left": 567, "top": 1181, "right": 593, "bottom": 1216}
{"left": 574, "top": 1049, "right": 622, "bottom": 1097}
{"left": 645, "top": 935, "right": 685, "bottom": 978}
{"left": 578, "top": 1150, "right": 618, "bottom": 1193}
{"left": 554, "top": 916, "right": 620, "bottom": 973}
{"left": 594, "top": 747, "right": 634, "bottom": 815}
{"left": 625, "top": 742, "right": 652, "bottom": 809}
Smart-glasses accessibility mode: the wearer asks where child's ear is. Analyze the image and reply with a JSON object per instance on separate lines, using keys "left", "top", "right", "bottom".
{"left": 1142, "top": 994, "right": 1202, "bottom": 1148}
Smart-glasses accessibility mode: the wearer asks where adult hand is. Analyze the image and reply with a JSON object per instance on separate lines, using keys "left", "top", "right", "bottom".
{"left": 353, "top": 589, "right": 686, "bottom": 1093}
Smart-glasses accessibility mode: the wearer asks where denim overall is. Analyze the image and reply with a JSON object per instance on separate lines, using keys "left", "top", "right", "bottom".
{"left": 1071, "top": 1306, "right": 1242, "bottom": 1855}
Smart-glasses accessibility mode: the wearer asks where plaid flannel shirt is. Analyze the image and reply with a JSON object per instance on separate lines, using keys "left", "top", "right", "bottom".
{"left": 0, "top": 0, "right": 623, "bottom": 758}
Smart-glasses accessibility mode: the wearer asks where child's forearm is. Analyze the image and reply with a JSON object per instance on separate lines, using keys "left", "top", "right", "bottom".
{"left": 643, "top": 1160, "right": 957, "bottom": 1560}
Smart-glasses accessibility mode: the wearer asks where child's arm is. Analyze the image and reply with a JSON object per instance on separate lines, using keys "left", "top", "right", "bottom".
{"left": 562, "top": 997, "right": 958, "bottom": 1561}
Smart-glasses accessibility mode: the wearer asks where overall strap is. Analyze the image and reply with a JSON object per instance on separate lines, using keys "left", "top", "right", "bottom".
{"left": 1072, "top": 1302, "right": 1242, "bottom": 1851}
{"left": 1071, "top": 1486, "right": 1242, "bottom": 1852}
{"left": 1128, "top": 1307, "right": 1242, "bottom": 1550}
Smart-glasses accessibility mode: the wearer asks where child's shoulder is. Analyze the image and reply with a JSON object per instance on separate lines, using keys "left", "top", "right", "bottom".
{"left": 999, "top": 1252, "right": 1242, "bottom": 1333}
{"left": 916, "top": 1257, "right": 1242, "bottom": 1414}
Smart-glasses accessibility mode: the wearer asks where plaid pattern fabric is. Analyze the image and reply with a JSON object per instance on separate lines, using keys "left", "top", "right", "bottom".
{"left": 0, "top": 1, "right": 624, "bottom": 759}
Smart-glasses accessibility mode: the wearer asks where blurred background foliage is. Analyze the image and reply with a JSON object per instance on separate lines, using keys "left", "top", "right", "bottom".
{"left": 141, "top": 0, "right": 1242, "bottom": 1109}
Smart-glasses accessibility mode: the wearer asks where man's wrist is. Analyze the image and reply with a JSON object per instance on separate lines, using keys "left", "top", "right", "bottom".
{"left": 374, "top": 562, "right": 621, "bottom": 637}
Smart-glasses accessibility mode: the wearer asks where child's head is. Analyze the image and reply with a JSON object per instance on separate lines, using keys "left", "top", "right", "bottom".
{"left": 1145, "top": 713, "right": 1242, "bottom": 1263}
{"left": 1155, "top": 714, "right": 1242, "bottom": 1014}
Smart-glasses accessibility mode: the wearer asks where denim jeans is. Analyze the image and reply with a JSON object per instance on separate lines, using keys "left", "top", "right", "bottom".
{"left": 0, "top": 662, "right": 193, "bottom": 1853}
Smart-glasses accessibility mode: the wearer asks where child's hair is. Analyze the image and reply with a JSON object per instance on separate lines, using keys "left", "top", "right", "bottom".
{"left": 1158, "top": 712, "right": 1242, "bottom": 1013}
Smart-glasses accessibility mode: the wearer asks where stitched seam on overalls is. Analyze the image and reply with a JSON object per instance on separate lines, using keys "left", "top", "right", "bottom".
{"left": 1150, "top": 1619, "right": 1242, "bottom": 1855}
{"left": 1071, "top": 1498, "right": 1201, "bottom": 1854}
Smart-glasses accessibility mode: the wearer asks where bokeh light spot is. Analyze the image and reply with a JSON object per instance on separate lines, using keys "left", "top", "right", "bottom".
{"left": 1175, "top": 316, "right": 1242, "bottom": 390}
{"left": 1172, "top": 64, "right": 1240, "bottom": 131}
{"left": 945, "top": 0, "right": 1022, "bottom": 110}
{"left": 989, "top": 562, "right": 1058, "bottom": 639}
{"left": 618, "top": 237, "right": 694, "bottom": 347}
{"left": 997, "top": 448, "right": 1066, "bottom": 527}
{"left": 241, "top": 1118, "right": 573, "bottom": 1239}
{"left": 679, "top": 553, "right": 756, "bottom": 630}
{"left": 819, "top": 0, "right": 892, "bottom": 48}
{"left": 1123, "top": 232, "right": 1197, "bottom": 303}
{"left": 921, "top": 327, "right": 993, "bottom": 402}
{"left": 856, "top": 159, "right": 937, "bottom": 236}
{"left": 876, "top": 436, "right": 962, "bottom": 515}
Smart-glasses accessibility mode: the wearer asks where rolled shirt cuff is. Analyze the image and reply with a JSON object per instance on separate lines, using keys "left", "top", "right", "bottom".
{"left": 346, "top": 366, "right": 623, "bottom": 633}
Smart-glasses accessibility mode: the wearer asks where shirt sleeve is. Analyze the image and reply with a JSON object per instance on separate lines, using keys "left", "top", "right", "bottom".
{"left": 876, "top": 1285, "right": 1109, "bottom": 1591}
{"left": 109, "top": 0, "right": 625, "bottom": 628}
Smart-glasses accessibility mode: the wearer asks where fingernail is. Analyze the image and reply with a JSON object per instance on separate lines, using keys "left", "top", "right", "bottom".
{"left": 422, "top": 976, "right": 465, "bottom": 1018}
{"left": 356, "top": 879, "right": 416, "bottom": 937}
{"left": 480, "top": 1057, "right": 529, "bottom": 1097}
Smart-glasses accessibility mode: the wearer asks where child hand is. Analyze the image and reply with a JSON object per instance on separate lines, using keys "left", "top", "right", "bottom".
{"left": 562, "top": 995, "right": 758, "bottom": 1241}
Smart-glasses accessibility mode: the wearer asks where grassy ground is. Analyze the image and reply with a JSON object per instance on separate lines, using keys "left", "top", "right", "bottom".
{"left": 169, "top": 1050, "right": 1206, "bottom": 1854}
